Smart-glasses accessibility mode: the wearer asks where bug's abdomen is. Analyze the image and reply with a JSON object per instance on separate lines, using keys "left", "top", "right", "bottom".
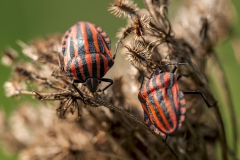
{"left": 142, "top": 73, "right": 184, "bottom": 135}
{"left": 62, "top": 21, "right": 114, "bottom": 80}
{"left": 65, "top": 53, "right": 113, "bottom": 81}
{"left": 146, "top": 89, "right": 179, "bottom": 135}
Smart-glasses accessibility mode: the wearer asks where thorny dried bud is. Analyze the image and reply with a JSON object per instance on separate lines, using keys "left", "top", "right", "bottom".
{"left": 108, "top": 0, "right": 139, "bottom": 18}
{"left": 132, "top": 14, "right": 152, "bottom": 41}
{"left": 125, "top": 41, "right": 155, "bottom": 71}
{"left": 116, "top": 14, "right": 152, "bottom": 40}
{"left": 116, "top": 25, "right": 134, "bottom": 39}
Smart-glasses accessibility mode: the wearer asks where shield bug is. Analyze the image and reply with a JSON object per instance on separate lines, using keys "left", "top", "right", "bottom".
{"left": 57, "top": 21, "right": 116, "bottom": 103}
{"left": 138, "top": 66, "right": 212, "bottom": 139}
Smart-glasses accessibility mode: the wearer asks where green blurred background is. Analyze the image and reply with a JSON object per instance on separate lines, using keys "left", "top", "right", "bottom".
{"left": 0, "top": 1, "right": 239, "bottom": 159}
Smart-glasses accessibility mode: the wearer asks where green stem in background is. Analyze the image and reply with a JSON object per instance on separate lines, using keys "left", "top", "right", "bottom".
{"left": 210, "top": 52, "right": 238, "bottom": 157}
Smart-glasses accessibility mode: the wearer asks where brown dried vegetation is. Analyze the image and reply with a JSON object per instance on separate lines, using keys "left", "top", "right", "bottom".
{"left": 0, "top": 0, "right": 236, "bottom": 159}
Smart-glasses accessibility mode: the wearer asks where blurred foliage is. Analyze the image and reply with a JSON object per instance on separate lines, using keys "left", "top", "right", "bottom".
{"left": 0, "top": 0, "right": 239, "bottom": 160}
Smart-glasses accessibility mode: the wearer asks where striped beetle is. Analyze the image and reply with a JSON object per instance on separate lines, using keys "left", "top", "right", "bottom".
{"left": 57, "top": 21, "right": 115, "bottom": 103}
{"left": 138, "top": 66, "right": 212, "bottom": 139}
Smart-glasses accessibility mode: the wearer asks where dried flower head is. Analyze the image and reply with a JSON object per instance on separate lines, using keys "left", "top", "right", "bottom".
{"left": 108, "top": 0, "right": 139, "bottom": 18}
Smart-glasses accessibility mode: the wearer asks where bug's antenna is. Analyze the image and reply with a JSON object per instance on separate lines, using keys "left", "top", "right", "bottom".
{"left": 160, "top": 61, "right": 187, "bottom": 73}
{"left": 171, "top": 65, "right": 177, "bottom": 73}
{"left": 160, "top": 61, "right": 188, "bottom": 66}
{"left": 113, "top": 39, "right": 123, "bottom": 59}
{"left": 160, "top": 55, "right": 188, "bottom": 66}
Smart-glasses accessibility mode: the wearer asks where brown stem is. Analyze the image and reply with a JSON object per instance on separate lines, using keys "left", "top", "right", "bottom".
{"left": 185, "top": 117, "right": 209, "bottom": 160}
{"left": 143, "top": 0, "right": 161, "bottom": 27}
{"left": 19, "top": 90, "right": 73, "bottom": 100}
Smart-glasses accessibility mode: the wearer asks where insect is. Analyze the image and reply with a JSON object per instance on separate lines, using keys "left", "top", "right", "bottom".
{"left": 57, "top": 21, "right": 116, "bottom": 103}
{"left": 138, "top": 66, "right": 212, "bottom": 139}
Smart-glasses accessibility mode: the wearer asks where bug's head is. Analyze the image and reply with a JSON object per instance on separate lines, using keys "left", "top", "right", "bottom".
{"left": 150, "top": 68, "right": 163, "bottom": 78}
{"left": 85, "top": 77, "right": 99, "bottom": 92}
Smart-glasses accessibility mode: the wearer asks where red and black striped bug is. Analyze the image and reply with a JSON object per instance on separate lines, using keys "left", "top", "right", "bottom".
{"left": 57, "top": 21, "right": 115, "bottom": 103}
{"left": 138, "top": 65, "right": 212, "bottom": 140}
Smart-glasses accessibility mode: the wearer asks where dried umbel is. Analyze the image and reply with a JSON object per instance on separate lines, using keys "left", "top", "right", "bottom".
{"left": 0, "top": 104, "right": 134, "bottom": 160}
{"left": 1, "top": 34, "right": 178, "bottom": 159}
{"left": 1, "top": 0, "right": 236, "bottom": 159}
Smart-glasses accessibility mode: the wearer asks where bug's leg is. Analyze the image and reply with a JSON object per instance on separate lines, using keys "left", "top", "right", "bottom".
{"left": 177, "top": 74, "right": 192, "bottom": 81}
{"left": 183, "top": 90, "right": 214, "bottom": 108}
{"left": 52, "top": 50, "right": 64, "bottom": 71}
{"left": 171, "top": 65, "right": 177, "bottom": 73}
{"left": 113, "top": 39, "right": 122, "bottom": 60}
{"left": 139, "top": 75, "right": 145, "bottom": 90}
{"left": 74, "top": 99, "right": 82, "bottom": 121}
{"left": 98, "top": 78, "right": 113, "bottom": 92}
{"left": 72, "top": 79, "right": 86, "bottom": 104}
{"left": 177, "top": 74, "right": 182, "bottom": 81}
{"left": 164, "top": 136, "right": 168, "bottom": 142}
{"left": 57, "top": 52, "right": 64, "bottom": 71}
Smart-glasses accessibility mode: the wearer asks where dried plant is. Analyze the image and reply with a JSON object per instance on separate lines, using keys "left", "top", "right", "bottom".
{"left": 108, "top": 0, "right": 139, "bottom": 18}
{"left": 0, "top": 0, "right": 237, "bottom": 160}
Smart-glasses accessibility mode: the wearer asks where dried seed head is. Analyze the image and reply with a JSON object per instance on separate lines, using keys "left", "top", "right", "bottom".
{"left": 4, "top": 81, "right": 26, "bottom": 97}
{"left": 17, "top": 35, "right": 62, "bottom": 66}
{"left": 56, "top": 97, "right": 83, "bottom": 120}
{"left": 1, "top": 48, "right": 19, "bottom": 66}
{"left": 0, "top": 103, "right": 133, "bottom": 160}
{"left": 108, "top": 0, "right": 139, "bottom": 18}
{"left": 17, "top": 40, "right": 39, "bottom": 61}
{"left": 125, "top": 41, "right": 154, "bottom": 70}
{"left": 4, "top": 81, "right": 18, "bottom": 97}
{"left": 132, "top": 14, "right": 152, "bottom": 40}
{"left": 14, "top": 65, "right": 34, "bottom": 80}
{"left": 116, "top": 25, "right": 134, "bottom": 39}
